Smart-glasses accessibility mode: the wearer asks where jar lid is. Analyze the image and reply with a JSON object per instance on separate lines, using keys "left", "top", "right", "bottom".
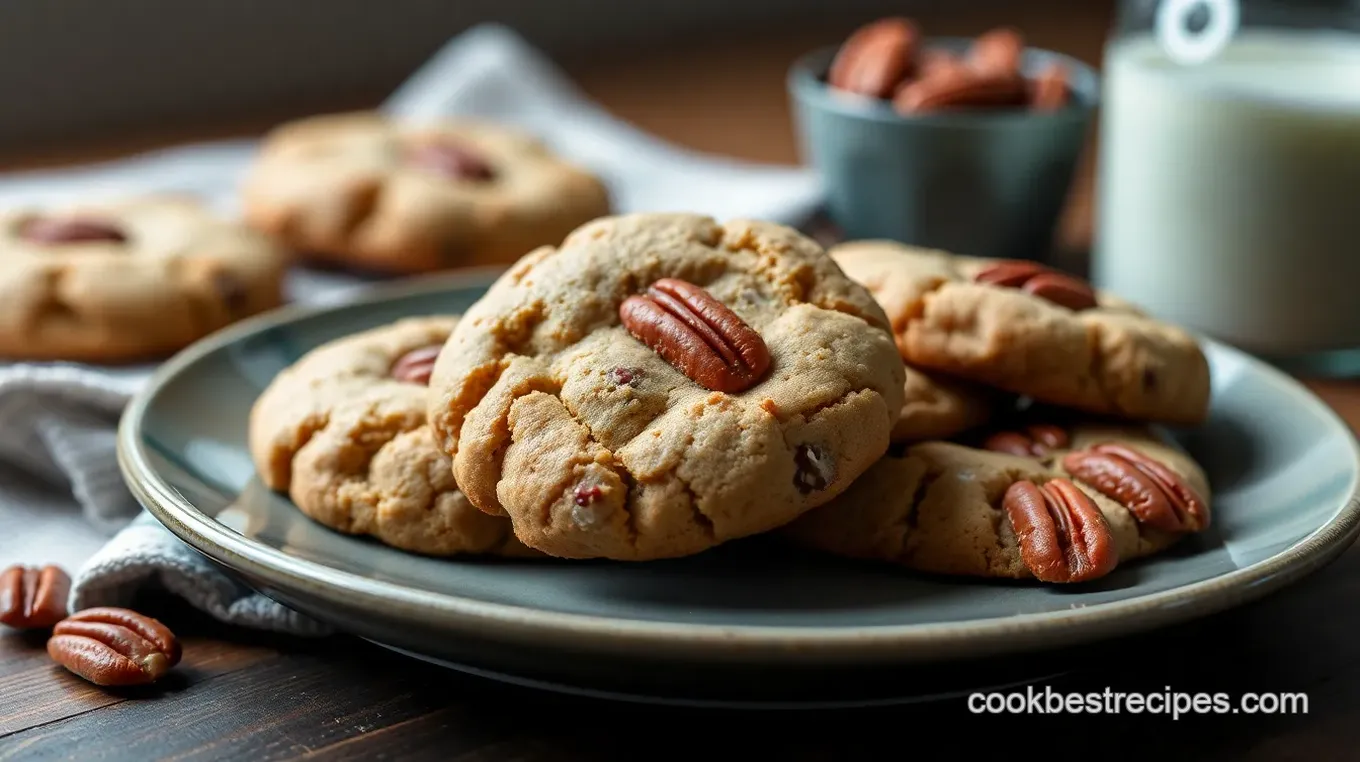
{"left": 1157, "top": 0, "right": 1240, "bottom": 63}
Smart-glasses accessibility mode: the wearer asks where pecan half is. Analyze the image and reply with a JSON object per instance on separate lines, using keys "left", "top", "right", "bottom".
{"left": 982, "top": 432, "right": 1035, "bottom": 457}
{"left": 0, "top": 565, "right": 70, "bottom": 629}
{"left": 405, "top": 140, "right": 495, "bottom": 181}
{"left": 974, "top": 259, "right": 1045, "bottom": 287}
{"left": 1022, "top": 272, "right": 1098, "bottom": 311}
{"left": 916, "top": 49, "right": 967, "bottom": 80}
{"left": 18, "top": 216, "right": 127, "bottom": 245}
{"left": 619, "top": 278, "right": 771, "bottom": 392}
{"left": 982, "top": 423, "right": 1070, "bottom": 458}
{"left": 893, "top": 66, "right": 1027, "bottom": 113}
{"left": 827, "top": 17, "right": 920, "bottom": 98}
{"left": 972, "top": 260, "right": 1098, "bottom": 311}
{"left": 390, "top": 344, "right": 443, "bottom": 385}
{"left": 1026, "top": 424, "right": 1069, "bottom": 451}
{"left": 1062, "top": 443, "right": 1209, "bottom": 533}
{"left": 967, "top": 27, "right": 1024, "bottom": 76}
{"left": 47, "top": 607, "right": 181, "bottom": 686}
{"left": 1029, "top": 63, "right": 1070, "bottom": 111}
{"left": 1004, "top": 478, "right": 1118, "bottom": 583}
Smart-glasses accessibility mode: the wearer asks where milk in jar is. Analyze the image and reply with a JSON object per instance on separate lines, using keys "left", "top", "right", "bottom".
{"left": 1094, "top": 29, "right": 1360, "bottom": 358}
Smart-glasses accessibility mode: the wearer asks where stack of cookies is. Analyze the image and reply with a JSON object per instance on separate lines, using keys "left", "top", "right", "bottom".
{"left": 1, "top": 112, "right": 610, "bottom": 363}
{"left": 249, "top": 213, "right": 1214, "bottom": 585}
{"left": 787, "top": 241, "right": 1212, "bottom": 583}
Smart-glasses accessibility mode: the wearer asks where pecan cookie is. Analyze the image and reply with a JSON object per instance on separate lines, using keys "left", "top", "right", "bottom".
{"left": 786, "top": 421, "right": 1210, "bottom": 583}
{"left": 0, "top": 197, "right": 286, "bottom": 362}
{"left": 249, "top": 316, "right": 532, "bottom": 557}
{"left": 830, "top": 240, "right": 1211, "bottom": 425}
{"left": 426, "top": 213, "right": 907, "bottom": 561}
{"left": 240, "top": 112, "right": 611, "bottom": 274}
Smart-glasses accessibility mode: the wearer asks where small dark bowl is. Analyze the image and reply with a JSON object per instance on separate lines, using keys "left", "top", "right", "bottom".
{"left": 788, "top": 38, "right": 1100, "bottom": 261}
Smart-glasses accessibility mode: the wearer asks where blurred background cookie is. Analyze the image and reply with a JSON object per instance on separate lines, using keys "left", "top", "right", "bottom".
{"left": 0, "top": 196, "right": 285, "bottom": 363}
{"left": 249, "top": 315, "right": 535, "bottom": 558}
{"left": 240, "top": 112, "right": 612, "bottom": 275}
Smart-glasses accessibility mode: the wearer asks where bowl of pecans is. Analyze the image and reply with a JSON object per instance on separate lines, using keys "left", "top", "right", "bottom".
{"left": 788, "top": 18, "right": 1099, "bottom": 261}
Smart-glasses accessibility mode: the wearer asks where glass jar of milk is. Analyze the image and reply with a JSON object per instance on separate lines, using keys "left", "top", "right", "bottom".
{"left": 1094, "top": 0, "right": 1360, "bottom": 374}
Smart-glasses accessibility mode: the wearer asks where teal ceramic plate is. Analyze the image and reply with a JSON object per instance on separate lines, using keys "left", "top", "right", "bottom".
{"left": 118, "top": 269, "right": 1360, "bottom": 706}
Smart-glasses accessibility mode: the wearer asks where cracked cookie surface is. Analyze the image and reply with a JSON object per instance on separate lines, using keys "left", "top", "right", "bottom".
{"left": 241, "top": 112, "right": 612, "bottom": 274}
{"left": 785, "top": 421, "right": 1210, "bottom": 581}
{"left": 250, "top": 316, "right": 532, "bottom": 557}
{"left": 831, "top": 240, "right": 1211, "bottom": 425}
{"left": 0, "top": 196, "right": 286, "bottom": 362}
{"left": 427, "top": 213, "right": 907, "bottom": 560}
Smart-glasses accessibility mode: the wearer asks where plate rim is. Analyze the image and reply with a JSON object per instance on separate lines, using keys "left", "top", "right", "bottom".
{"left": 117, "top": 269, "right": 1360, "bottom": 663}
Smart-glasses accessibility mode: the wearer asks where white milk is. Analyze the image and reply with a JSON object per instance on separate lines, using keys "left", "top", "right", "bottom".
{"left": 1094, "top": 30, "right": 1360, "bottom": 355}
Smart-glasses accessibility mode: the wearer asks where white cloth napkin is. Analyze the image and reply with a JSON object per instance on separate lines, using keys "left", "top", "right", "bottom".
{"left": 0, "top": 24, "right": 821, "bottom": 635}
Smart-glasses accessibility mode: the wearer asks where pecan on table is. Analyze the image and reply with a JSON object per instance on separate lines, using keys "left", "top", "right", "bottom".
{"left": 0, "top": 564, "right": 70, "bottom": 630}
{"left": 47, "top": 607, "right": 182, "bottom": 687}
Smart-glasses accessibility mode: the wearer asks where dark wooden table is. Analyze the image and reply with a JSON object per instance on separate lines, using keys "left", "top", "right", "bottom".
{"left": 5, "top": 5, "right": 1360, "bottom": 759}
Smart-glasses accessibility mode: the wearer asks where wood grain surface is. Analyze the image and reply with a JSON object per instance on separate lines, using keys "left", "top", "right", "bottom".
{"left": 3, "top": 2, "right": 1359, "bottom": 759}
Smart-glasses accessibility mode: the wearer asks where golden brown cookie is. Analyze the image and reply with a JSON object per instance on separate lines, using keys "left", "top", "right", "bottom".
{"left": 893, "top": 366, "right": 996, "bottom": 443}
{"left": 786, "top": 420, "right": 1211, "bottom": 584}
{"left": 240, "top": 112, "right": 612, "bottom": 274}
{"left": 830, "top": 240, "right": 1211, "bottom": 425}
{"left": 249, "top": 316, "right": 533, "bottom": 557}
{"left": 427, "top": 213, "right": 907, "bottom": 561}
{"left": 0, "top": 197, "right": 286, "bottom": 362}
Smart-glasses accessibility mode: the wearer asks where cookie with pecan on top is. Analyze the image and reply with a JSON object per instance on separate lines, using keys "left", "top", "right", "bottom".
{"left": 830, "top": 239, "right": 1211, "bottom": 425}
{"left": 240, "top": 112, "right": 611, "bottom": 274}
{"left": 785, "top": 419, "right": 1211, "bottom": 583}
{"left": 249, "top": 316, "right": 534, "bottom": 558}
{"left": 0, "top": 196, "right": 285, "bottom": 362}
{"left": 426, "top": 213, "right": 907, "bottom": 561}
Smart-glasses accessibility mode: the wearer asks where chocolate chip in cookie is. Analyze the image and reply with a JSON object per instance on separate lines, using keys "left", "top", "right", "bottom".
{"left": 794, "top": 444, "right": 836, "bottom": 494}
{"left": 211, "top": 271, "right": 250, "bottom": 315}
